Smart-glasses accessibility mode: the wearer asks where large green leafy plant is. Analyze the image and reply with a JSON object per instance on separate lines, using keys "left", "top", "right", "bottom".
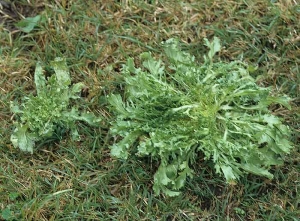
{"left": 108, "top": 37, "right": 293, "bottom": 196}
{"left": 11, "top": 58, "right": 101, "bottom": 153}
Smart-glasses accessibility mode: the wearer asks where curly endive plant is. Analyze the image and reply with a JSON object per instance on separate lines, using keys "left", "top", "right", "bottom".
{"left": 11, "top": 58, "right": 101, "bottom": 153}
{"left": 108, "top": 37, "right": 293, "bottom": 196}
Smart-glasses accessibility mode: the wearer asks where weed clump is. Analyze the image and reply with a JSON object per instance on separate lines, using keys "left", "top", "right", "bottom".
{"left": 108, "top": 37, "right": 293, "bottom": 196}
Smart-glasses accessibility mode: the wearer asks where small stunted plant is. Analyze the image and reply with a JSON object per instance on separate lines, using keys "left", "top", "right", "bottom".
{"left": 11, "top": 58, "right": 101, "bottom": 153}
{"left": 108, "top": 37, "right": 293, "bottom": 196}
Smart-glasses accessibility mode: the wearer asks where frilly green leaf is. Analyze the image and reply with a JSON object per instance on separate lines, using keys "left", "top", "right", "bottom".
{"left": 34, "top": 62, "right": 46, "bottom": 95}
{"left": 10, "top": 125, "right": 36, "bottom": 153}
{"left": 50, "top": 57, "right": 71, "bottom": 87}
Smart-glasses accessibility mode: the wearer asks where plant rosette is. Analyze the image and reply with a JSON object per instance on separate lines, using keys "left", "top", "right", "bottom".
{"left": 10, "top": 58, "right": 101, "bottom": 153}
{"left": 108, "top": 37, "right": 293, "bottom": 196}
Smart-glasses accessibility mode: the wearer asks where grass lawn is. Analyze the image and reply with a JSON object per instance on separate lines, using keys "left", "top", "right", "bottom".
{"left": 0, "top": 0, "right": 299, "bottom": 220}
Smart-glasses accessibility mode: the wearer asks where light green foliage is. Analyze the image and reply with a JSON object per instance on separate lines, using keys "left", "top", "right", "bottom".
{"left": 15, "top": 15, "right": 41, "bottom": 33}
{"left": 108, "top": 37, "right": 293, "bottom": 196}
{"left": 10, "top": 58, "right": 101, "bottom": 153}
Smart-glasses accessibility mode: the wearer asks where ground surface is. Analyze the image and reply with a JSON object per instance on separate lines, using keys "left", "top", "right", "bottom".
{"left": 0, "top": 0, "right": 299, "bottom": 220}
